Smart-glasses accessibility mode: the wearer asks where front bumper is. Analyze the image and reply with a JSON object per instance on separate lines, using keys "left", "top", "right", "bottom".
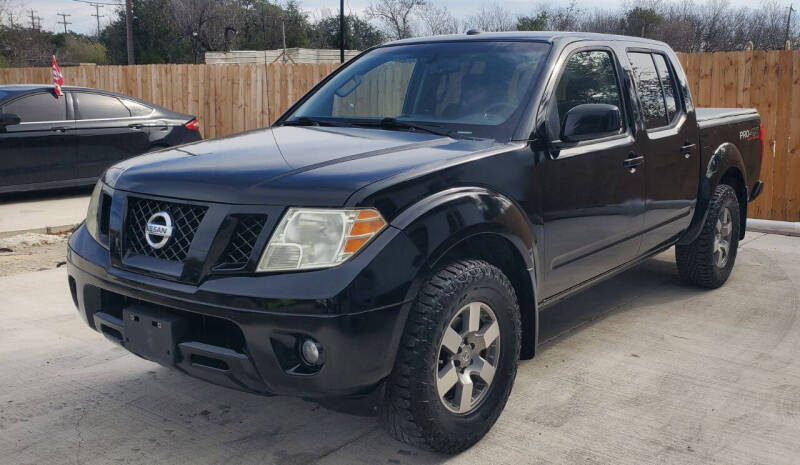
{"left": 67, "top": 224, "right": 419, "bottom": 398}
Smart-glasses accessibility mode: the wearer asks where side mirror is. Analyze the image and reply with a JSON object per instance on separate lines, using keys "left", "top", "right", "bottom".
{"left": 561, "top": 104, "right": 621, "bottom": 142}
{"left": 0, "top": 113, "right": 21, "bottom": 128}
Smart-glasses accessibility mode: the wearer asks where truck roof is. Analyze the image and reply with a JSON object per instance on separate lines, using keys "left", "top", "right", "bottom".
{"left": 386, "top": 31, "right": 669, "bottom": 48}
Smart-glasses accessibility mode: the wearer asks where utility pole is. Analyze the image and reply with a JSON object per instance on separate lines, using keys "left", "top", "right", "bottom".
{"left": 72, "top": 0, "right": 131, "bottom": 60}
{"left": 339, "top": 0, "right": 345, "bottom": 63}
{"left": 282, "top": 18, "right": 287, "bottom": 63}
{"left": 28, "top": 9, "right": 37, "bottom": 29}
{"left": 125, "top": 0, "right": 134, "bottom": 65}
{"left": 785, "top": 5, "right": 794, "bottom": 49}
{"left": 57, "top": 13, "right": 72, "bottom": 34}
{"left": 72, "top": 1, "right": 123, "bottom": 37}
{"left": 8, "top": 12, "right": 16, "bottom": 28}
{"left": 90, "top": 4, "right": 104, "bottom": 37}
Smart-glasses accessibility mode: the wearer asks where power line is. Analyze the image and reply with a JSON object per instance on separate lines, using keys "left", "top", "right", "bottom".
{"left": 57, "top": 13, "right": 72, "bottom": 34}
{"left": 28, "top": 9, "right": 37, "bottom": 30}
{"left": 72, "top": 0, "right": 122, "bottom": 36}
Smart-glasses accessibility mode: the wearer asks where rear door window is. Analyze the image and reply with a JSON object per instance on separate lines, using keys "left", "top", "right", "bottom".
{"left": 75, "top": 93, "right": 131, "bottom": 119}
{"left": 652, "top": 54, "right": 679, "bottom": 123}
{"left": 3, "top": 92, "right": 68, "bottom": 123}
{"left": 122, "top": 99, "right": 153, "bottom": 117}
{"left": 627, "top": 52, "right": 668, "bottom": 129}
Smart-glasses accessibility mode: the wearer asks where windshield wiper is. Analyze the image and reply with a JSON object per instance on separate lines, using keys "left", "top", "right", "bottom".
{"left": 282, "top": 116, "right": 353, "bottom": 128}
{"left": 350, "top": 117, "right": 453, "bottom": 138}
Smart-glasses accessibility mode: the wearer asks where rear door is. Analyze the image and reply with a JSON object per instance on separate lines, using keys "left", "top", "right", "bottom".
{"left": 625, "top": 50, "right": 699, "bottom": 253}
{"left": 0, "top": 90, "right": 77, "bottom": 189}
{"left": 541, "top": 45, "right": 646, "bottom": 298}
{"left": 72, "top": 91, "right": 153, "bottom": 179}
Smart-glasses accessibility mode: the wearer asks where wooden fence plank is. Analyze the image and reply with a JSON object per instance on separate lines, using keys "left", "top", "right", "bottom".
{"left": 788, "top": 52, "right": 800, "bottom": 221}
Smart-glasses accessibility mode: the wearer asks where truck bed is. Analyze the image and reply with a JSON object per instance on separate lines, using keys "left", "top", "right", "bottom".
{"left": 696, "top": 108, "right": 759, "bottom": 127}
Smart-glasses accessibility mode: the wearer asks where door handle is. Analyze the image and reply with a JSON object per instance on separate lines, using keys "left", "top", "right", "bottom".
{"left": 680, "top": 142, "right": 696, "bottom": 159}
{"left": 623, "top": 154, "right": 644, "bottom": 173}
{"left": 51, "top": 126, "right": 70, "bottom": 133}
{"left": 128, "top": 123, "right": 143, "bottom": 130}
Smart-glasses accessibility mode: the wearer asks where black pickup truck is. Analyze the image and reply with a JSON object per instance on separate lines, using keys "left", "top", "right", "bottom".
{"left": 67, "top": 32, "right": 762, "bottom": 453}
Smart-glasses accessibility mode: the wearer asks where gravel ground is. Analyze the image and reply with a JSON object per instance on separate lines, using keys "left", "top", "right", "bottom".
{"left": 0, "top": 233, "right": 70, "bottom": 277}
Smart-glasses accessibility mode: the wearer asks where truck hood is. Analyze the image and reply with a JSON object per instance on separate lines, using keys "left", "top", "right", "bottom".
{"left": 110, "top": 126, "right": 503, "bottom": 206}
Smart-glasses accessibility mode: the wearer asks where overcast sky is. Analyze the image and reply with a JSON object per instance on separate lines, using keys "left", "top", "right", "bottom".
{"left": 10, "top": 0, "right": 772, "bottom": 36}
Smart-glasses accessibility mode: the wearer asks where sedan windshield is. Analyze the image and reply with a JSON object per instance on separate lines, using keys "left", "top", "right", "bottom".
{"left": 284, "top": 41, "right": 551, "bottom": 140}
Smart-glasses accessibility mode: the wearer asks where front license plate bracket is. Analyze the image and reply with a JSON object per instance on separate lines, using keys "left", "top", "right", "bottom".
{"left": 123, "top": 305, "right": 188, "bottom": 366}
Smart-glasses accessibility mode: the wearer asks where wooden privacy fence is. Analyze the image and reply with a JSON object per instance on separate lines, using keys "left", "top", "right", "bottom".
{"left": 675, "top": 51, "right": 799, "bottom": 222}
{"left": 1, "top": 52, "right": 799, "bottom": 221}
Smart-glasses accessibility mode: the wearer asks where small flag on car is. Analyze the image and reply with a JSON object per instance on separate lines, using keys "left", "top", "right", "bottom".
{"left": 52, "top": 55, "right": 64, "bottom": 97}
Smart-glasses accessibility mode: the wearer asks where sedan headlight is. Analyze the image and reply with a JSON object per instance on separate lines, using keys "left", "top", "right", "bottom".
{"left": 85, "top": 180, "right": 104, "bottom": 245}
{"left": 257, "top": 208, "right": 387, "bottom": 272}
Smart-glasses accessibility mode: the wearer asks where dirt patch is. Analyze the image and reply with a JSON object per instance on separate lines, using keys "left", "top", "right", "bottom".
{"left": 0, "top": 233, "right": 70, "bottom": 277}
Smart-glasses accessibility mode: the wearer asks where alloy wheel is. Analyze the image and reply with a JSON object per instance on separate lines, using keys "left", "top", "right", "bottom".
{"left": 435, "top": 302, "right": 501, "bottom": 414}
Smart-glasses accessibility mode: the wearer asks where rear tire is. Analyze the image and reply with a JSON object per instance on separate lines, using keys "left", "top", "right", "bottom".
{"left": 379, "top": 259, "right": 521, "bottom": 454}
{"left": 676, "top": 184, "right": 740, "bottom": 288}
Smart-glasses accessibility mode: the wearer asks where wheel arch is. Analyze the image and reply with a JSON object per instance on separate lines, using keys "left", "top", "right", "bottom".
{"left": 392, "top": 187, "right": 540, "bottom": 360}
{"left": 680, "top": 142, "right": 748, "bottom": 244}
{"left": 719, "top": 167, "right": 747, "bottom": 240}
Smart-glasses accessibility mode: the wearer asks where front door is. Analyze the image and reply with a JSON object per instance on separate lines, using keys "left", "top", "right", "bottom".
{"left": 0, "top": 91, "right": 77, "bottom": 190}
{"left": 626, "top": 51, "right": 700, "bottom": 253}
{"left": 541, "top": 47, "right": 646, "bottom": 298}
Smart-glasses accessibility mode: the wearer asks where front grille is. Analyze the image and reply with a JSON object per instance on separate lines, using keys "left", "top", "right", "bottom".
{"left": 125, "top": 197, "right": 207, "bottom": 262}
{"left": 214, "top": 215, "right": 268, "bottom": 271}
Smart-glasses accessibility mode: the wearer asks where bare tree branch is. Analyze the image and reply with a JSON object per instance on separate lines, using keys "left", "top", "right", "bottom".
{"left": 366, "top": 0, "right": 426, "bottom": 40}
{"left": 416, "top": 3, "right": 459, "bottom": 36}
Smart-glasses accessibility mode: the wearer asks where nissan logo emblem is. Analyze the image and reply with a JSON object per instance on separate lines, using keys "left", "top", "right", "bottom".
{"left": 145, "top": 212, "right": 174, "bottom": 249}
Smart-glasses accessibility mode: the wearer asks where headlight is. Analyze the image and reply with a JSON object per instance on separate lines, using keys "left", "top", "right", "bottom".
{"left": 256, "top": 208, "right": 387, "bottom": 272}
{"left": 85, "top": 180, "right": 112, "bottom": 248}
{"left": 85, "top": 180, "right": 103, "bottom": 245}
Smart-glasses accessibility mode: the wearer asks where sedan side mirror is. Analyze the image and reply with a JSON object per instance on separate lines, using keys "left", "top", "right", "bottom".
{"left": 0, "top": 113, "right": 21, "bottom": 128}
{"left": 561, "top": 104, "right": 621, "bottom": 142}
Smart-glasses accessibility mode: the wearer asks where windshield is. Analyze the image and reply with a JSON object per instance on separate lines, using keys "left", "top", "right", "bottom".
{"left": 284, "top": 41, "right": 551, "bottom": 140}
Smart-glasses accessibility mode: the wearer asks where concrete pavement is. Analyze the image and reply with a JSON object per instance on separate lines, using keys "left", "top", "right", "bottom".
{"left": 0, "top": 190, "right": 90, "bottom": 237}
{"left": 1, "top": 233, "right": 799, "bottom": 464}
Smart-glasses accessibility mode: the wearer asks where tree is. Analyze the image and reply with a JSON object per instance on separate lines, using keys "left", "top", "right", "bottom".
{"left": 102, "top": 0, "right": 191, "bottom": 64}
{"left": 622, "top": 7, "right": 664, "bottom": 37}
{"left": 466, "top": 3, "right": 515, "bottom": 32}
{"left": 171, "top": 0, "right": 240, "bottom": 56}
{"left": 366, "top": 0, "right": 426, "bottom": 40}
{"left": 517, "top": 12, "right": 548, "bottom": 31}
{"left": 416, "top": 3, "right": 460, "bottom": 36}
{"left": 311, "top": 13, "right": 384, "bottom": 50}
{"left": 99, "top": 0, "right": 317, "bottom": 64}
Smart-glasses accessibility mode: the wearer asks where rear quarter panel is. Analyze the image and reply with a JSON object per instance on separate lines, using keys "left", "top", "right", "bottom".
{"left": 698, "top": 114, "right": 762, "bottom": 194}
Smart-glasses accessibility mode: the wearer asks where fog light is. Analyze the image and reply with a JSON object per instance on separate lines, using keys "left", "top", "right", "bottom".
{"left": 300, "top": 339, "right": 323, "bottom": 366}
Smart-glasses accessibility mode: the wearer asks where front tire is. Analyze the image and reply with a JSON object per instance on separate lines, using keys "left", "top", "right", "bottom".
{"left": 379, "top": 259, "right": 521, "bottom": 454}
{"left": 676, "top": 184, "right": 741, "bottom": 288}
